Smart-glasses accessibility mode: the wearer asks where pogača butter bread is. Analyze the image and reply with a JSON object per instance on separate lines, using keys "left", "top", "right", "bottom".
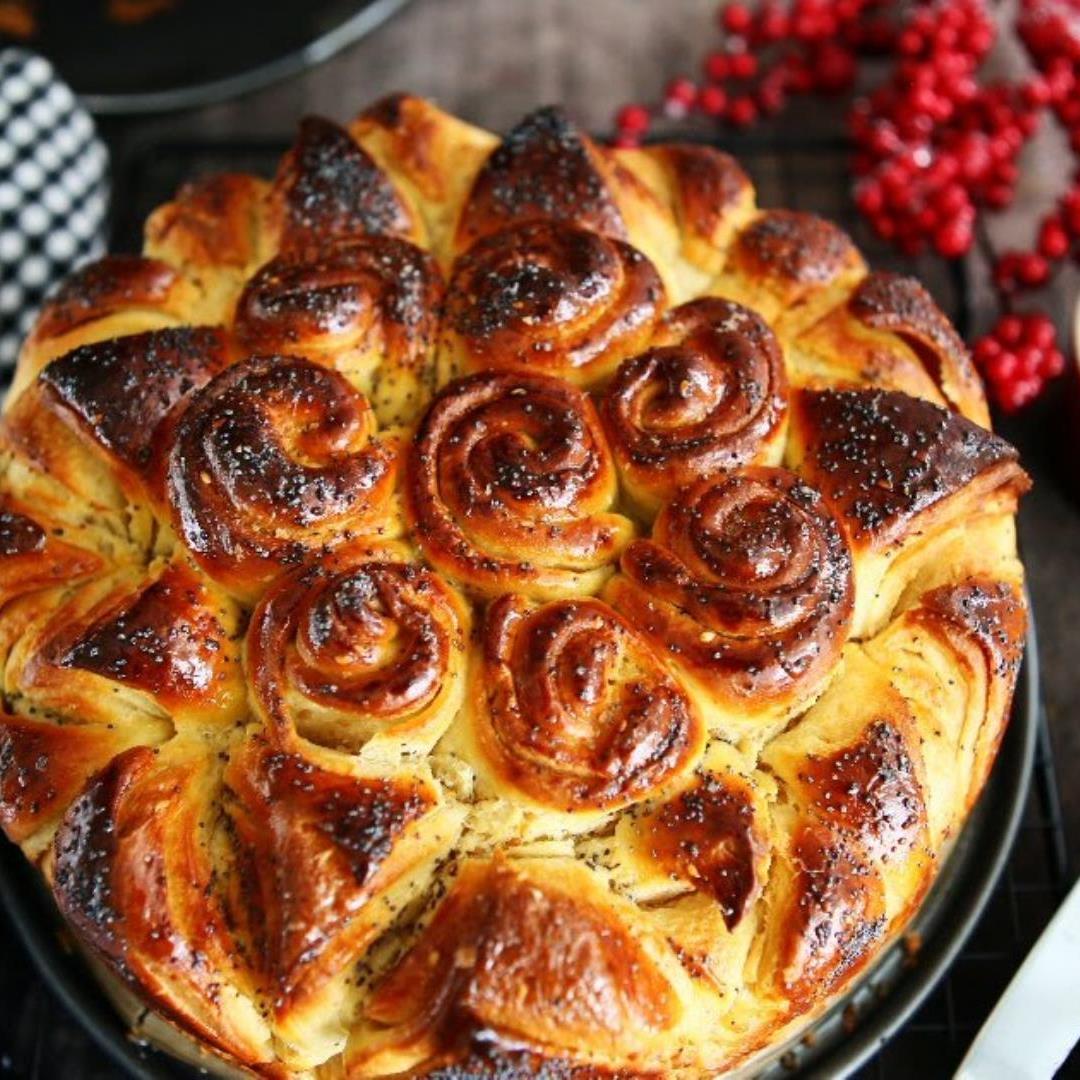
{"left": 0, "top": 95, "right": 1029, "bottom": 1078}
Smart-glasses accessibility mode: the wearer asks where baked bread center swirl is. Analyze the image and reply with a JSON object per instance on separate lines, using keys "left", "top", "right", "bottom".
{"left": 0, "top": 94, "right": 1028, "bottom": 1080}
{"left": 601, "top": 297, "right": 789, "bottom": 511}
{"left": 248, "top": 543, "right": 469, "bottom": 755}
{"left": 406, "top": 369, "right": 633, "bottom": 599}
{"left": 442, "top": 220, "right": 664, "bottom": 385}
{"left": 466, "top": 594, "right": 704, "bottom": 813}
{"left": 607, "top": 467, "right": 854, "bottom": 741}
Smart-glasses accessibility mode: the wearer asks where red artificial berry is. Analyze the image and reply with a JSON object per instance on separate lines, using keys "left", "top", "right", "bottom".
{"left": 1017, "top": 343, "right": 1043, "bottom": 377}
{"left": 704, "top": 51, "right": 730, "bottom": 82}
{"left": 1017, "top": 252, "right": 1050, "bottom": 287}
{"left": 1040, "top": 349, "right": 1066, "bottom": 378}
{"left": 934, "top": 183, "right": 969, "bottom": 218}
{"left": 898, "top": 28, "right": 924, "bottom": 56}
{"left": 699, "top": 84, "right": 728, "bottom": 117}
{"left": 974, "top": 334, "right": 1002, "bottom": 367}
{"left": 1022, "top": 76, "right": 1052, "bottom": 108}
{"left": 866, "top": 123, "right": 902, "bottom": 157}
{"left": 729, "top": 51, "right": 758, "bottom": 81}
{"left": 721, "top": 2, "right": 753, "bottom": 35}
{"left": 814, "top": 43, "right": 856, "bottom": 94}
{"left": 616, "top": 104, "right": 651, "bottom": 135}
{"left": 663, "top": 76, "right": 697, "bottom": 116}
{"left": 994, "top": 254, "right": 1021, "bottom": 291}
{"left": 997, "top": 314, "right": 1025, "bottom": 347}
{"left": 855, "top": 180, "right": 884, "bottom": 216}
{"left": 755, "top": 2, "right": 788, "bottom": 43}
{"left": 1026, "top": 314, "right": 1057, "bottom": 352}
{"left": 728, "top": 95, "right": 758, "bottom": 127}
{"left": 996, "top": 379, "right": 1029, "bottom": 413}
{"left": 1015, "top": 377, "right": 1044, "bottom": 407}
{"left": 1038, "top": 217, "right": 1070, "bottom": 259}
{"left": 1062, "top": 189, "right": 1080, "bottom": 235}
{"left": 757, "top": 81, "right": 787, "bottom": 116}
{"left": 934, "top": 217, "right": 973, "bottom": 258}
{"left": 986, "top": 351, "right": 1019, "bottom": 385}
{"left": 985, "top": 184, "right": 1015, "bottom": 210}
{"left": 899, "top": 233, "right": 926, "bottom": 257}
{"left": 784, "top": 52, "right": 814, "bottom": 93}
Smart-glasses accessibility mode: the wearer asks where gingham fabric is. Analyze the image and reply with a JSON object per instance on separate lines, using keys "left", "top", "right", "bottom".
{"left": 0, "top": 48, "right": 109, "bottom": 373}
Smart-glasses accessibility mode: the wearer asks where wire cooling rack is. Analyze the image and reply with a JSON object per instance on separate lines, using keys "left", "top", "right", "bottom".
{"left": 0, "top": 133, "right": 1073, "bottom": 1079}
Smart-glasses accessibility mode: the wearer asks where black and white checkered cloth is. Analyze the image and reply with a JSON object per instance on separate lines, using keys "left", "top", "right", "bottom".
{"left": 0, "top": 47, "right": 109, "bottom": 373}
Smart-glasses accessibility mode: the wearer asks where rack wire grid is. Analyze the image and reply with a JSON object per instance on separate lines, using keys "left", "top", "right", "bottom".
{"left": 0, "top": 132, "right": 1073, "bottom": 1080}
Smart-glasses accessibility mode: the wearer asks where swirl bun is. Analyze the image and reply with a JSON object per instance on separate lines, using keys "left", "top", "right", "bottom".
{"left": 247, "top": 541, "right": 469, "bottom": 758}
{"left": 440, "top": 220, "right": 664, "bottom": 386}
{"left": 601, "top": 298, "right": 789, "bottom": 513}
{"left": 233, "top": 237, "right": 444, "bottom": 426}
{"left": 606, "top": 467, "right": 854, "bottom": 744}
{"left": 165, "top": 355, "right": 399, "bottom": 600}
{"left": 448, "top": 594, "right": 704, "bottom": 824}
{"left": 406, "top": 370, "right": 633, "bottom": 599}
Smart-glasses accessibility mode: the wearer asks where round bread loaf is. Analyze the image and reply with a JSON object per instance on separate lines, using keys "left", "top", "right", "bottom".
{"left": 0, "top": 95, "right": 1029, "bottom": 1078}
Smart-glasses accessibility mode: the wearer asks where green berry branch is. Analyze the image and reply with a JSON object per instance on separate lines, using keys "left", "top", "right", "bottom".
{"left": 612, "top": 0, "right": 1079, "bottom": 413}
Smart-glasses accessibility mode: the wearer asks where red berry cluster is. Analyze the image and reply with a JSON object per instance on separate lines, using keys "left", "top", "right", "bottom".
{"left": 990, "top": 0, "right": 1080, "bottom": 295}
{"left": 614, "top": 0, "right": 885, "bottom": 145}
{"left": 850, "top": 0, "right": 1029, "bottom": 259}
{"left": 973, "top": 312, "right": 1066, "bottom": 412}
{"left": 611, "top": 0, "right": 1077, "bottom": 414}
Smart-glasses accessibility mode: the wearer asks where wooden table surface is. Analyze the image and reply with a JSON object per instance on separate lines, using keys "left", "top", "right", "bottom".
{"left": 2, "top": 2, "right": 1079, "bottom": 1077}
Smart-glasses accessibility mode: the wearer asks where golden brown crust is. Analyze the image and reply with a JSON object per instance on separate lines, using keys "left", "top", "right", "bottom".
{"left": 13, "top": 255, "right": 200, "bottom": 397}
{"left": 37, "top": 326, "right": 229, "bottom": 488}
{"left": 713, "top": 209, "right": 865, "bottom": 336}
{"left": 607, "top": 467, "right": 853, "bottom": 742}
{"left": 648, "top": 145, "right": 753, "bottom": 261}
{"left": 52, "top": 743, "right": 273, "bottom": 1068}
{"left": 405, "top": 371, "right": 633, "bottom": 599}
{"left": 455, "top": 106, "right": 628, "bottom": 252}
{"left": 864, "top": 577, "right": 1027, "bottom": 835}
{"left": 789, "top": 717, "right": 926, "bottom": 862}
{"left": 364, "top": 858, "right": 679, "bottom": 1067}
{"left": 771, "top": 818, "right": 887, "bottom": 1007}
{"left": 788, "top": 388, "right": 1025, "bottom": 547}
{"left": 441, "top": 221, "right": 664, "bottom": 386}
{"left": 0, "top": 712, "right": 141, "bottom": 849}
{"left": 786, "top": 387, "right": 1029, "bottom": 639}
{"left": 600, "top": 298, "right": 788, "bottom": 511}
{"left": 223, "top": 736, "right": 439, "bottom": 1025}
{"left": 269, "top": 115, "right": 421, "bottom": 252}
{"left": 735, "top": 210, "right": 858, "bottom": 289}
{"left": 0, "top": 498, "right": 104, "bottom": 610}
{"left": 145, "top": 172, "right": 268, "bottom": 274}
{"left": 848, "top": 272, "right": 986, "bottom": 422}
{"left": 639, "top": 770, "right": 764, "bottom": 929}
{"left": 6, "top": 559, "right": 245, "bottom": 731}
{"left": 31, "top": 255, "right": 185, "bottom": 342}
{"left": 165, "top": 354, "right": 399, "bottom": 599}
{"left": 464, "top": 594, "right": 704, "bottom": 814}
